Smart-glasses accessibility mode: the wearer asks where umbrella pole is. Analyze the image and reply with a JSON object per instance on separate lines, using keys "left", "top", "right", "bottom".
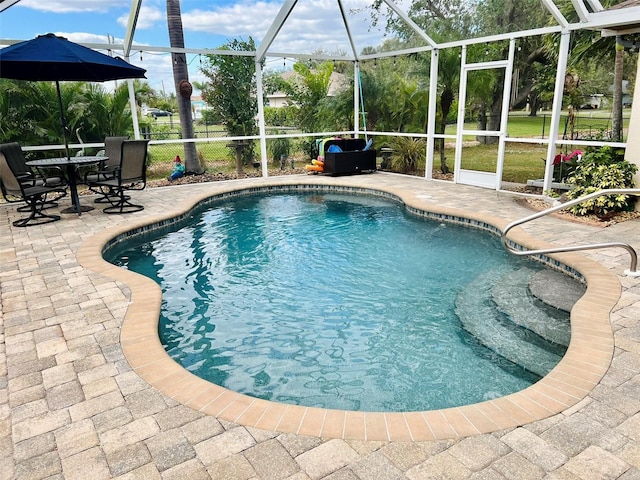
{"left": 56, "top": 80, "right": 84, "bottom": 215}
{"left": 55, "top": 81, "right": 71, "bottom": 161}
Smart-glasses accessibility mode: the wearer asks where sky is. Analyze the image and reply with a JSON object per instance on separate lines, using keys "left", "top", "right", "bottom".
{"left": 0, "top": 0, "right": 392, "bottom": 95}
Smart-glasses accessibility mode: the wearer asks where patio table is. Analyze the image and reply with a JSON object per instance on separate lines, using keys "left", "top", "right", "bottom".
{"left": 26, "top": 156, "right": 106, "bottom": 215}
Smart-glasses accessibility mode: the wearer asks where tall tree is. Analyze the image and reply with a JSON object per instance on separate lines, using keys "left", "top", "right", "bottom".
{"left": 284, "top": 62, "right": 335, "bottom": 133}
{"left": 471, "top": 0, "right": 551, "bottom": 139}
{"left": 81, "top": 83, "right": 136, "bottom": 140}
{"left": 558, "top": 0, "right": 636, "bottom": 141}
{"left": 200, "top": 38, "right": 259, "bottom": 170}
{"left": 166, "top": 0, "right": 203, "bottom": 174}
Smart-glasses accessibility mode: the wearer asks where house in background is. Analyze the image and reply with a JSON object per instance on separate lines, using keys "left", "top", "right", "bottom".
{"left": 191, "top": 96, "right": 210, "bottom": 119}
{"left": 581, "top": 80, "right": 633, "bottom": 109}
{"left": 266, "top": 70, "right": 347, "bottom": 108}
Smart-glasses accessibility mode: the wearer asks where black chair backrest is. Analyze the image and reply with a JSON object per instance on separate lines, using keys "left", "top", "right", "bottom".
{"left": 103, "top": 136, "right": 129, "bottom": 170}
{"left": 0, "top": 142, "right": 29, "bottom": 177}
{"left": 0, "top": 148, "right": 22, "bottom": 197}
{"left": 0, "top": 143, "right": 29, "bottom": 197}
{"left": 120, "top": 140, "right": 149, "bottom": 183}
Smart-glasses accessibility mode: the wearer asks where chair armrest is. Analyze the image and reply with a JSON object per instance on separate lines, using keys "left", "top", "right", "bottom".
{"left": 33, "top": 166, "right": 67, "bottom": 187}
{"left": 84, "top": 167, "right": 119, "bottom": 183}
{"left": 15, "top": 172, "right": 37, "bottom": 187}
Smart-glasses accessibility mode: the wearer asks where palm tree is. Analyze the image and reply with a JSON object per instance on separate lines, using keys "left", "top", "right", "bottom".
{"left": 554, "top": 0, "right": 636, "bottom": 142}
{"left": 82, "top": 83, "right": 136, "bottom": 139}
{"left": 166, "top": 0, "right": 203, "bottom": 174}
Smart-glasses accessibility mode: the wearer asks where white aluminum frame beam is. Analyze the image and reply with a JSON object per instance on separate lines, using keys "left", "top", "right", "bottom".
{"left": 123, "top": 0, "right": 144, "bottom": 139}
{"left": 255, "top": 0, "right": 298, "bottom": 61}
{"left": 586, "top": 0, "right": 604, "bottom": 12}
{"left": 354, "top": 62, "right": 360, "bottom": 134}
{"left": 122, "top": 0, "right": 143, "bottom": 57}
{"left": 255, "top": 60, "right": 269, "bottom": 177}
{"left": 0, "top": 0, "right": 21, "bottom": 13}
{"left": 382, "top": 0, "right": 437, "bottom": 48}
{"left": 454, "top": 45, "right": 514, "bottom": 190}
{"left": 337, "top": 0, "right": 360, "bottom": 61}
{"left": 495, "top": 39, "right": 516, "bottom": 190}
{"left": 425, "top": 49, "right": 439, "bottom": 180}
{"left": 571, "top": 0, "right": 592, "bottom": 22}
{"left": 543, "top": 31, "right": 571, "bottom": 192}
{"left": 1, "top": 1, "right": 640, "bottom": 63}
{"left": 541, "top": 0, "right": 569, "bottom": 28}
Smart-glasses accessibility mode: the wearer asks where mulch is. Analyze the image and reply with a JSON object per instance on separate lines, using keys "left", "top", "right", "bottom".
{"left": 515, "top": 197, "right": 640, "bottom": 227}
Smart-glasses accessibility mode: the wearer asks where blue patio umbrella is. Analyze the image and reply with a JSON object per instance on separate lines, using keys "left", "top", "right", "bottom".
{"left": 0, "top": 33, "right": 146, "bottom": 158}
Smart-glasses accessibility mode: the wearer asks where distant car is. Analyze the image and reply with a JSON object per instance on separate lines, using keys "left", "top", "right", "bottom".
{"left": 145, "top": 108, "right": 172, "bottom": 119}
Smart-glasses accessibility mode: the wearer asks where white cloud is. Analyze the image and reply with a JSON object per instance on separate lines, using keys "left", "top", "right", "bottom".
{"left": 118, "top": 5, "right": 165, "bottom": 30}
{"left": 56, "top": 31, "right": 116, "bottom": 45}
{"left": 17, "top": 0, "right": 127, "bottom": 14}
{"left": 182, "top": 1, "right": 276, "bottom": 37}
{"left": 8, "top": 0, "right": 392, "bottom": 96}
{"left": 180, "top": 0, "right": 386, "bottom": 57}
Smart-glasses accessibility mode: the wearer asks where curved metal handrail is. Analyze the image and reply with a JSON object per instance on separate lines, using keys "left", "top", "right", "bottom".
{"left": 501, "top": 188, "right": 640, "bottom": 276}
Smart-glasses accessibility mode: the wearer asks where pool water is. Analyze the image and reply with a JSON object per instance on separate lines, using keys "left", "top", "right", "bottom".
{"left": 109, "top": 193, "right": 569, "bottom": 412}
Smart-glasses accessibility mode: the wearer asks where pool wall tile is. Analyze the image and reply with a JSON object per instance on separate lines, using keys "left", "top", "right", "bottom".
{"left": 77, "top": 178, "right": 621, "bottom": 443}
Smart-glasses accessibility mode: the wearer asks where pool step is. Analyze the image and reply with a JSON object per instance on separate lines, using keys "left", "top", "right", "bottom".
{"left": 529, "top": 269, "right": 586, "bottom": 313}
{"left": 455, "top": 269, "right": 567, "bottom": 378}
{"left": 491, "top": 269, "right": 571, "bottom": 347}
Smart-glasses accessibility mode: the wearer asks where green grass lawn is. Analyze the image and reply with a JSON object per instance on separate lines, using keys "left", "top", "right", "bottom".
{"left": 145, "top": 111, "right": 628, "bottom": 184}
{"left": 439, "top": 110, "right": 630, "bottom": 184}
{"left": 445, "top": 143, "right": 547, "bottom": 184}
{"left": 445, "top": 110, "right": 629, "bottom": 140}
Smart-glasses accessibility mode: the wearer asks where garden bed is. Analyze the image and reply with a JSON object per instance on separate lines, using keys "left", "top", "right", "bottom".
{"left": 516, "top": 197, "right": 640, "bottom": 227}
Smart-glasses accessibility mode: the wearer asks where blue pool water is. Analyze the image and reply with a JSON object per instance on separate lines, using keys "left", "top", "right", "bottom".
{"left": 108, "top": 192, "right": 569, "bottom": 412}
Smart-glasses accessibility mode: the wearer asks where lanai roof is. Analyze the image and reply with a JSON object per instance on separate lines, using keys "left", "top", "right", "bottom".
{"left": 2, "top": 0, "right": 640, "bottom": 64}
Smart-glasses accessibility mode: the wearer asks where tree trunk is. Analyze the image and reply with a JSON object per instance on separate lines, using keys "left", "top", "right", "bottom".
{"left": 476, "top": 103, "right": 488, "bottom": 144}
{"left": 167, "top": 0, "right": 203, "bottom": 174}
{"left": 612, "top": 37, "right": 624, "bottom": 142}
{"left": 528, "top": 95, "right": 539, "bottom": 117}
{"left": 438, "top": 87, "right": 454, "bottom": 174}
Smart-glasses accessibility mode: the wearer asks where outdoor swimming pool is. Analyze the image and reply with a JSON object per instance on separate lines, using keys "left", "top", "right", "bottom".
{"left": 107, "top": 192, "right": 571, "bottom": 412}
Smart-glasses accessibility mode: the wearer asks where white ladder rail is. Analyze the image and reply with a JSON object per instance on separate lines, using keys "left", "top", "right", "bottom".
{"left": 501, "top": 188, "right": 640, "bottom": 276}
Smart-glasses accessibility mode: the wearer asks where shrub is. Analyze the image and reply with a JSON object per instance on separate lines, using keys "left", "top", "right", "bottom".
{"left": 391, "top": 137, "right": 426, "bottom": 173}
{"left": 565, "top": 146, "right": 637, "bottom": 216}
{"left": 268, "top": 133, "right": 291, "bottom": 165}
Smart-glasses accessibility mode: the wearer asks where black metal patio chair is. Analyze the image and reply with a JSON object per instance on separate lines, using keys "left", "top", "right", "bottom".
{"left": 86, "top": 136, "right": 129, "bottom": 203}
{"left": 0, "top": 142, "right": 68, "bottom": 227}
{"left": 84, "top": 139, "right": 149, "bottom": 214}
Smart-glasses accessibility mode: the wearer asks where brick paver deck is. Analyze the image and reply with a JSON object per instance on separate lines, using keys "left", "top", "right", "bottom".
{"left": 2, "top": 173, "right": 639, "bottom": 479}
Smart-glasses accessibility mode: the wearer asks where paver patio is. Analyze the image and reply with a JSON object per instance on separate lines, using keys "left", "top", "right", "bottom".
{"left": 1, "top": 173, "right": 639, "bottom": 479}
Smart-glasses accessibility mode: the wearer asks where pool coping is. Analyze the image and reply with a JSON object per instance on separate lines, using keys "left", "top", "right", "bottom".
{"left": 77, "top": 178, "right": 619, "bottom": 442}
